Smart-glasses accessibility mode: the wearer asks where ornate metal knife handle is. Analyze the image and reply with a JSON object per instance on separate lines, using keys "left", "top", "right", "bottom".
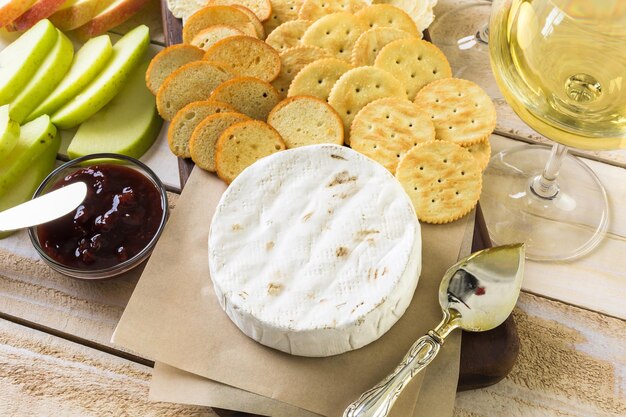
{"left": 343, "top": 333, "right": 442, "bottom": 417}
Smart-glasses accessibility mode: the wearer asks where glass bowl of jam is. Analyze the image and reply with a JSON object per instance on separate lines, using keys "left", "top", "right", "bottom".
{"left": 28, "top": 154, "right": 168, "bottom": 279}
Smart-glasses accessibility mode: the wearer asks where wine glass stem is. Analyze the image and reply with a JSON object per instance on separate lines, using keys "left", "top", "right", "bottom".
{"left": 530, "top": 144, "right": 568, "bottom": 199}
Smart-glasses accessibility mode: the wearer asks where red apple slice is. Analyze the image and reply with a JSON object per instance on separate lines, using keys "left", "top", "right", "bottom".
{"left": 0, "top": 0, "right": 37, "bottom": 28}
{"left": 49, "top": 0, "right": 114, "bottom": 31}
{"left": 7, "top": 0, "right": 66, "bottom": 31}
{"left": 74, "top": 0, "right": 149, "bottom": 39}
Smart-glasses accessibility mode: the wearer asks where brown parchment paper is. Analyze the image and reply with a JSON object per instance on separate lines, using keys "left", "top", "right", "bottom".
{"left": 112, "top": 167, "right": 470, "bottom": 417}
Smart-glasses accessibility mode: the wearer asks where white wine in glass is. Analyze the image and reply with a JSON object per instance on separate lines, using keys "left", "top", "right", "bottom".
{"left": 482, "top": 0, "right": 626, "bottom": 261}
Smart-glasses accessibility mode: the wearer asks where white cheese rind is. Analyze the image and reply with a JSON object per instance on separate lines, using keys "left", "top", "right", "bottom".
{"left": 209, "top": 144, "right": 421, "bottom": 357}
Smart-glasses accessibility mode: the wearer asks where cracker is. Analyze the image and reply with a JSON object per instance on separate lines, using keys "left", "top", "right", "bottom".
{"left": 215, "top": 120, "right": 286, "bottom": 183}
{"left": 298, "top": 0, "right": 367, "bottom": 21}
{"left": 287, "top": 57, "right": 352, "bottom": 100}
{"left": 183, "top": 5, "right": 258, "bottom": 43}
{"left": 168, "top": 100, "right": 238, "bottom": 158}
{"left": 395, "top": 141, "right": 482, "bottom": 224}
{"left": 271, "top": 45, "right": 330, "bottom": 96}
{"left": 189, "top": 112, "right": 251, "bottom": 171}
{"left": 190, "top": 25, "right": 245, "bottom": 51}
{"left": 206, "top": 0, "right": 272, "bottom": 21}
{"left": 414, "top": 78, "right": 496, "bottom": 146}
{"left": 210, "top": 76, "right": 281, "bottom": 120}
{"left": 265, "top": 19, "right": 311, "bottom": 51}
{"left": 374, "top": 37, "right": 451, "bottom": 100}
{"left": 462, "top": 136, "right": 491, "bottom": 171}
{"left": 204, "top": 35, "right": 281, "bottom": 82}
{"left": 355, "top": 4, "right": 419, "bottom": 36}
{"left": 375, "top": 0, "right": 434, "bottom": 33}
{"left": 145, "top": 44, "right": 205, "bottom": 95}
{"left": 263, "top": 0, "right": 303, "bottom": 34}
{"left": 301, "top": 12, "right": 368, "bottom": 61}
{"left": 327, "top": 66, "right": 407, "bottom": 141}
{"left": 231, "top": 5, "right": 266, "bottom": 38}
{"left": 267, "top": 96, "right": 343, "bottom": 147}
{"left": 351, "top": 27, "right": 413, "bottom": 67}
{"left": 156, "top": 61, "right": 233, "bottom": 121}
{"left": 349, "top": 97, "right": 435, "bottom": 173}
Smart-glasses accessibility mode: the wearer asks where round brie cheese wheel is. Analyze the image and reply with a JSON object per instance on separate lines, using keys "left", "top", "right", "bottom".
{"left": 209, "top": 144, "right": 421, "bottom": 357}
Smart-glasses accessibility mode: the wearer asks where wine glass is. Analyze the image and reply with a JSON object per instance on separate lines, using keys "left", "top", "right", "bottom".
{"left": 481, "top": 0, "right": 626, "bottom": 261}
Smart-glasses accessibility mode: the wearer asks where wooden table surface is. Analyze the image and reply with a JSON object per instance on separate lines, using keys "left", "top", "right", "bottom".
{"left": 1, "top": 1, "right": 624, "bottom": 416}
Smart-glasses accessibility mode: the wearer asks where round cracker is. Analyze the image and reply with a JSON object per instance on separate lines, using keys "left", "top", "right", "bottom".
{"left": 265, "top": 19, "right": 312, "bottom": 51}
{"left": 145, "top": 44, "right": 205, "bottom": 95}
{"left": 327, "top": 66, "right": 407, "bottom": 141}
{"left": 351, "top": 27, "right": 413, "bottom": 67}
{"left": 190, "top": 25, "right": 245, "bottom": 51}
{"left": 349, "top": 97, "right": 435, "bottom": 173}
{"left": 203, "top": 36, "right": 281, "bottom": 82}
{"left": 373, "top": 0, "right": 434, "bottom": 33}
{"left": 298, "top": 0, "right": 367, "bottom": 21}
{"left": 231, "top": 5, "right": 266, "bottom": 38}
{"left": 287, "top": 57, "right": 352, "bottom": 100}
{"left": 168, "top": 100, "right": 238, "bottom": 158}
{"left": 183, "top": 6, "right": 258, "bottom": 43}
{"left": 374, "top": 37, "right": 451, "bottom": 100}
{"left": 268, "top": 96, "right": 344, "bottom": 147}
{"left": 215, "top": 120, "right": 286, "bottom": 183}
{"left": 271, "top": 45, "right": 330, "bottom": 96}
{"left": 190, "top": 112, "right": 251, "bottom": 172}
{"left": 462, "top": 136, "right": 491, "bottom": 171}
{"left": 210, "top": 76, "right": 281, "bottom": 120}
{"left": 395, "top": 141, "right": 482, "bottom": 224}
{"left": 414, "top": 78, "right": 496, "bottom": 146}
{"left": 263, "top": 0, "right": 303, "bottom": 34}
{"left": 355, "top": 4, "right": 419, "bottom": 36}
{"left": 301, "top": 12, "right": 368, "bottom": 61}
{"left": 206, "top": 0, "right": 273, "bottom": 21}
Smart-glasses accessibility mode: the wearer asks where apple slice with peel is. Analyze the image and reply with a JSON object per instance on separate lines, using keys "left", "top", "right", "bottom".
{"left": 49, "top": 0, "right": 115, "bottom": 31}
{"left": 68, "top": 56, "right": 162, "bottom": 158}
{"left": 74, "top": 0, "right": 149, "bottom": 40}
{"left": 9, "top": 29, "right": 74, "bottom": 123}
{"left": 27, "top": 34, "right": 112, "bottom": 122}
{"left": 7, "top": 0, "right": 66, "bottom": 31}
{"left": 51, "top": 25, "right": 149, "bottom": 129}
{"left": 0, "top": 105, "right": 20, "bottom": 158}
{"left": 0, "top": 19, "right": 57, "bottom": 105}
{"left": 0, "top": 0, "right": 37, "bottom": 28}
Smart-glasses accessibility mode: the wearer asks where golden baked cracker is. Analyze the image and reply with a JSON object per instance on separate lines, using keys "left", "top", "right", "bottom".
{"left": 267, "top": 96, "right": 344, "bottom": 147}
{"left": 287, "top": 57, "right": 352, "bottom": 100}
{"left": 462, "top": 135, "right": 491, "bottom": 171}
{"left": 271, "top": 45, "right": 330, "bottom": 96}
{"left": 414, "top": 78, "right": 496, "bottom": 146}
{"left": 395, "top": 141, "right": 482, "bottom": 224}
{"left": 298, "top": 0, "right": 367, "bottom": 21}
{"left": 145, "top": 44, "right": 205, "bottom": 95}
{"left": 374, "top": 37, "right": 451, "bottom": 100}
{"left": 327, "top": 66, "right": 407, "bottom": 141}
{"left": 204, "top": 36, "right": 281, "bottom": 82}
{"left": 216, "top": 120, "right": 286, "bottom": 183}
{"left": 210, "top": 76, "right": 281, "bottom": 120}
{"left": 355, "top": 4, "right": 419, "bottom": 36}
{"left": 301, "top": 12, "right": 368, "bottom": 62}
{"left": 263, "top": 0, "right": 303, "bottom": 34}
{"left": 265, "top": 19, "right": 312, "bottom": 51}
{"left": 168, "top": 100, "right": 238, "bottom": 158}
{"left": 349, "top": 97, "right": 435, "bottom": 173}
{"left": 190, "top": 25, "right": 245, "bottom": 51}
{"left": 351, "top": 27, "right": 413, "bottom": 67}
{"left": 183, "top": 5, "right": 258, "bottom": 43}
{"left": 231, "top": 5, "right": 266, "bottom": 38}
{"left": 189, "top": 112, "right": 251, "bottom": 172}
{"left": 206, "top": 0, "right": 273, "bottom": 21}
{"left": 373, "top": 0, "right": 434, "bottom": 33}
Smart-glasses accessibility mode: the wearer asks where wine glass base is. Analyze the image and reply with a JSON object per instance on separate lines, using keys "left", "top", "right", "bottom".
{"left": 481, "top": 145, "right": 609, "bottom": 261}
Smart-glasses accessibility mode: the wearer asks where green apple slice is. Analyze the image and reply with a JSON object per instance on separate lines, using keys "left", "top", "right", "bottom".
{"left": 50, "top": 25, "right": 149, "bottom": 129}
{"left": 0, "top": 19, "right": 57, "bottom": 105}
{"left": 68, "top": 56, "right": 162, "bottom": 159}
{"left": 0, "top": 105, "right": 20, "bottom": 159}
{"left": 9, "top": 30, "right": 74, "bottom": 124}
{"left": 27, "top": 34, "right": 113, "bottom": 122}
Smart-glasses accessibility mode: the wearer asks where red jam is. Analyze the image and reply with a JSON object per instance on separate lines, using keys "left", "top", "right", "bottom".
{"left": 37, "top": 164, "right": 164, "bottom": 270}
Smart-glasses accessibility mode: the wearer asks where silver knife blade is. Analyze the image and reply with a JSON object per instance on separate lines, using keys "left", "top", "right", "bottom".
{"left": 0, "top": 182, "right": 88, "bottom": 232}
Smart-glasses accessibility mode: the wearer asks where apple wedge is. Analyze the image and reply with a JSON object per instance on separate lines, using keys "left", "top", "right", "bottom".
{"left": 0, "top": 105, "right": 19, "bottom": 158}
{"left": 51, "top": 25, "right": 149, "bottom": 129}
{"left": 27, "top": 34, "right": 112, "bottom": 122}
{"left": 49, "top": 0, "right": 114, "bottom": 31}
{"left": 74, "top": 0, "right": 149, "bottom": 39}
{"left": 68, "top": 56, "right": 162, "bottom": 158}
{"left": 0, "top": 19, "right": 57, "bottom": 105}
{"left": 7, "top": 0, "right": 66, "bottom": 31}
{"left": 9, "top": 29, "right": 74, "bottom": 123}
{"left": 0, "top": 0, "right": 37, "bottom": 28}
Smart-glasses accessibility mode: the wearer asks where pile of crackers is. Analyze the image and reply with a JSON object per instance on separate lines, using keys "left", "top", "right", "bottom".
{"left": 148, "top": 0, "right": 496, "bottom": 224}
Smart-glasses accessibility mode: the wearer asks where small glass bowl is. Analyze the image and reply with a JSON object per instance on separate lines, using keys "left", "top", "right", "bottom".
{"left": 28, "top": 153, "right": 169, "bottom": 279}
